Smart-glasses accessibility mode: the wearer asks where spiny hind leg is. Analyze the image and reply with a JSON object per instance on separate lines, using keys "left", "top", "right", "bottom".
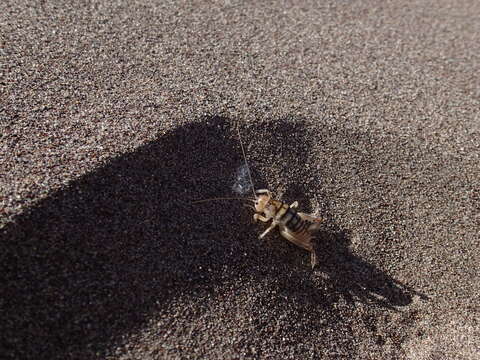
{"left": 279, "top": 228, "right": 313, "bottom": 252}
{"left": 279, "top": 229, "right": 317, "bottom": 269}
{"left": 298, "top": 212, "right": 323, "bottom": 232}
{"left": 297, "top": 212, "right": 323, "bottom": 222}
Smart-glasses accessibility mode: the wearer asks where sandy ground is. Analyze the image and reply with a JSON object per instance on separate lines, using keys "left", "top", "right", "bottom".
{"left": 1, "top": 0, "right": 479, "bottom": 359}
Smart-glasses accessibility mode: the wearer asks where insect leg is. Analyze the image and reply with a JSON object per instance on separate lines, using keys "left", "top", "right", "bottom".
{"left": 278, "top": 227, "right": 313, "bottom": 251}
{"left": 255, "top": 189, "right": 272, "bottom": 200}
{"left": 297, "top": 212, "right": 323, "bottom": 222}
{"left": 259, "top": 221, "right": 279, "bottom": 239}
{"left": 253, "top": 214, "right": 270, "bottom": 223}
{"left": 298, "top": 212, "right": 323, "bottom": 232}
{"left": 310, "top": 238, "right": 319, "bottom": 269}
{"left": 255, "top": 189, "right": 270, "bottom": 194}
{"left": 290, "top": 201, "right": 299, "bottom": 208}
{"left": 279, "top": 228, "right": 317, "bottom": 269}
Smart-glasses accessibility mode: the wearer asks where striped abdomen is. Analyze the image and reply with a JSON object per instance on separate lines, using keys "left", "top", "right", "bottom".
{"left": 271, "top": 200, "right": 311, "bottom": 234}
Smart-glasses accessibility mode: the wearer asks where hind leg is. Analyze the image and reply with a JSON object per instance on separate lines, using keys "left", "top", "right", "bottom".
{"left": 280, "top": 228, "right": 318, "bottom": 269}
{"left": 297, "top": 212, "right": 322, "bottom": 222}
{"left": 298, "top": 214, "right": 321, "bottom": 268}
{"left": 310, "top": 239, "right": 319, "bottom": 269}
{"left": 298, "top": 212, "right": 323, "bottom": 232}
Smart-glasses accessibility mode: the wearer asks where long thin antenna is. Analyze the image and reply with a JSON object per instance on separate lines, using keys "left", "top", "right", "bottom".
{"left": 192, "top": 197, "right": 254, "bottom": 204}
{"left": 237, "top": 123, "right": 256, "bottom": 199}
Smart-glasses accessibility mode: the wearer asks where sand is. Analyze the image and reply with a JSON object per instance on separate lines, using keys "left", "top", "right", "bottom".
{"left": 1, "top": 0, "right": 479, "bottom": 359}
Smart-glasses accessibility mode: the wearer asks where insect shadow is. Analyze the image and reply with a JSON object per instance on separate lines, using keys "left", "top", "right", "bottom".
{"left": 313, "top": 222, "right": 428, "bottom": 309}
{"left": 240, "top": 119, "right": 428, "bottom": 309}
{"left": 1, "top": 115, "right": 426, "bottom": 359}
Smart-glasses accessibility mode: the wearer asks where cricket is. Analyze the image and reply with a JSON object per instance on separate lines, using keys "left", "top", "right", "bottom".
{"left": 193, "top": 123, "right": 323, "bottom": 268}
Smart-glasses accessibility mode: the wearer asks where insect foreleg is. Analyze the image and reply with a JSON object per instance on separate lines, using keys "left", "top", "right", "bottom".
{"left": 259, "top": 221, "right": 279, "bottom": 239}
{"left": 253, "top": 214, "right": 271, "bottom": 223}
{"left": 255, "top": 189, "right": 270, "bottom": 194}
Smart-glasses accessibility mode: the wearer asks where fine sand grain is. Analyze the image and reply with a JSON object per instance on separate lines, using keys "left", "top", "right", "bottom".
{"left": 1, "top": 1, "right": 479, "bottom": 359}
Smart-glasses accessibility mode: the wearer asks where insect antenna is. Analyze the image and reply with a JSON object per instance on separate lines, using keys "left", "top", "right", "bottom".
{"left": 191, "top": 197, "right": 255, "bottom": 204}
{"left": 236, "top": 122, "right": 257, "bottom": 199}
{"left": 191, "top": 122, "right": 257, "bottom": 205}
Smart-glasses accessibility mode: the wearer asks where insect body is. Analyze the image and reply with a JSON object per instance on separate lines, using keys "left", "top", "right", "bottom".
{"left": 193, "top": 123, "right": 324, "bottom": 268}
{"left": 253, "top": 189, "right": 323, "bottom": 269}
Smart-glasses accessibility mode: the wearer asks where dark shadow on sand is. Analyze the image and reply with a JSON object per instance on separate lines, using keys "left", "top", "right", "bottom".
{"left": 314, "top": 223, "right": 428, "bottom": 309}
{"left": 1, "top": 116, "right": 258, "bottom": 359}
{"left": 1, "top": 116, "right": 425, "bottom": 359}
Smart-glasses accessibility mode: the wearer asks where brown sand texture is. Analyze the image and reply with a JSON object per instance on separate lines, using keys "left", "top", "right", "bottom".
{"left": 1, "top": 1, "right": 479, "bottom": 359}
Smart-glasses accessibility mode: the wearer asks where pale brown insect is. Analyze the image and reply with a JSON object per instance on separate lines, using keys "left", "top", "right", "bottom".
{"left": 193, "top": 124, "right": 323, "bottom": 268}
{"left": 252, "top": 189, "right": 323, "bottom": 268}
